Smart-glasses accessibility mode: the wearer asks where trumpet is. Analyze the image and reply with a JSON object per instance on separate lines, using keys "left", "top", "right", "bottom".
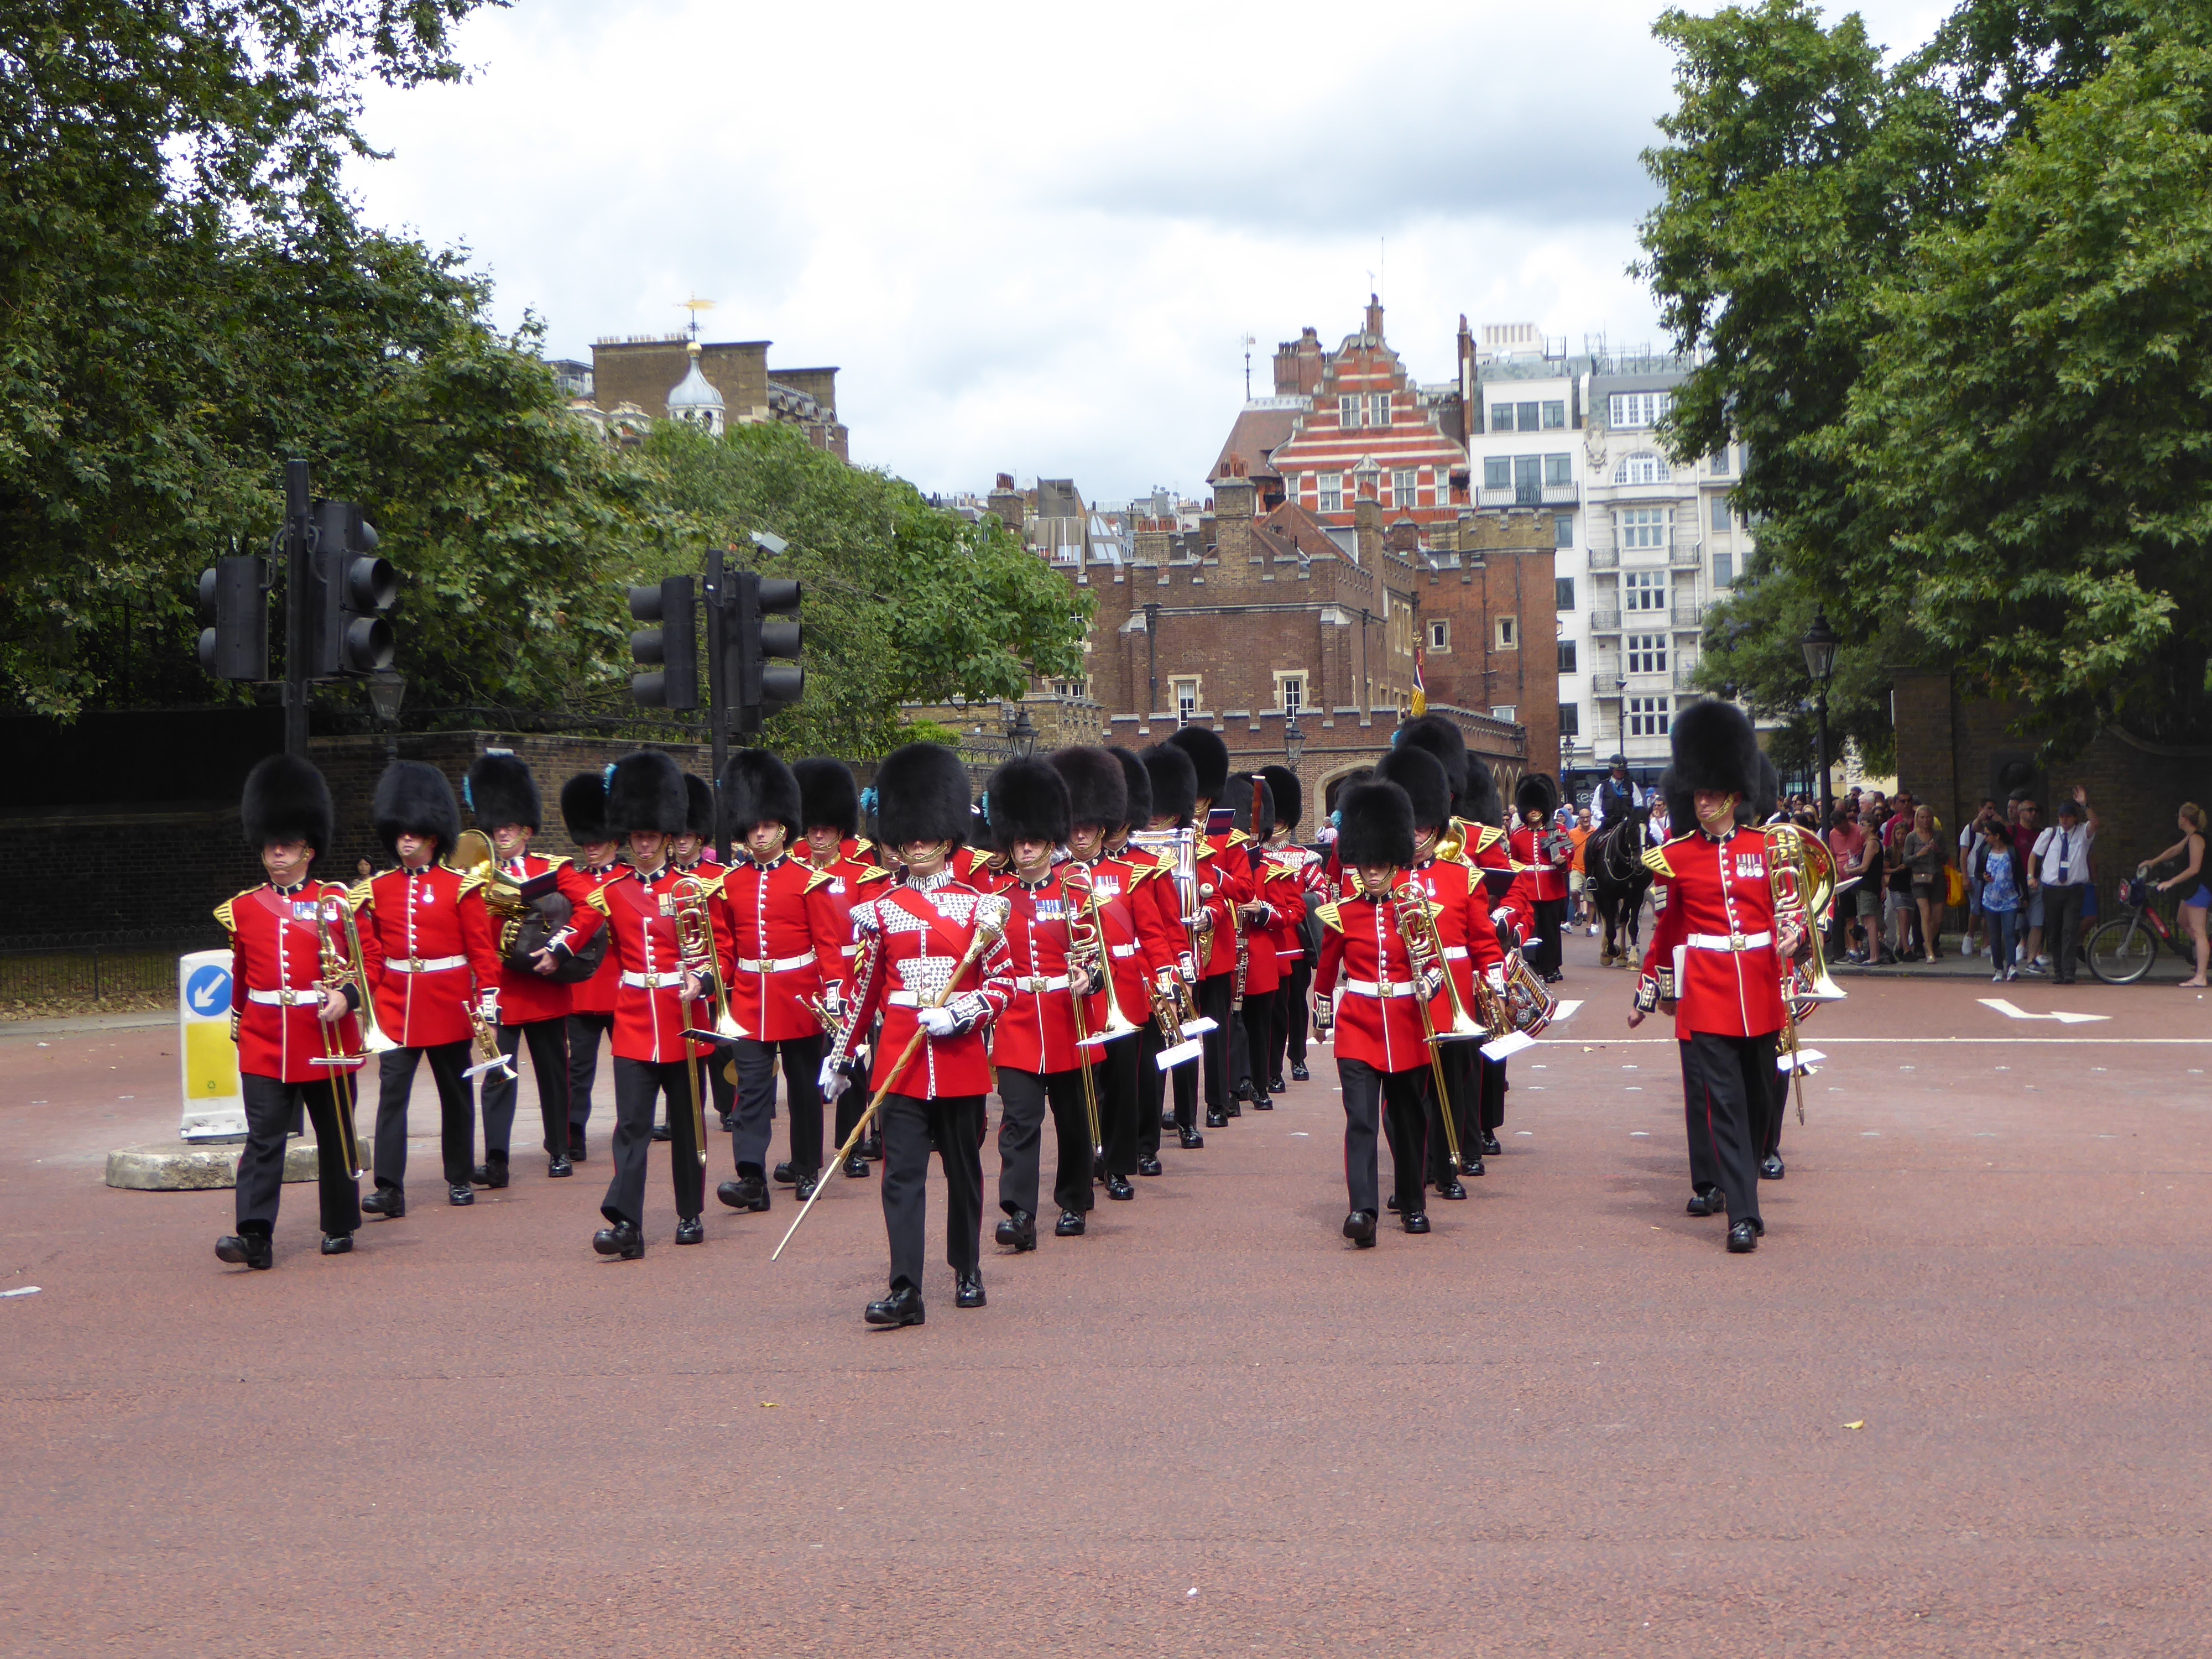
{"left": 462, "top": 993, "right": 517, "bottom": 1082}
{"left": 666, "top": 875, "right": 750, "bottom": 1045}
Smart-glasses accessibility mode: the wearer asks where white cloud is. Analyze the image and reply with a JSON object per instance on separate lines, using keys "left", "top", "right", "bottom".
{"left": 349, "top": 0, "right": 1950, "bottom": 503}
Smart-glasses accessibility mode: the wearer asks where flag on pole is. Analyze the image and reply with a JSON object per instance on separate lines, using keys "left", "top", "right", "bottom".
{"left": 1411, "top": 646, "right": 1427, "bottom": 716}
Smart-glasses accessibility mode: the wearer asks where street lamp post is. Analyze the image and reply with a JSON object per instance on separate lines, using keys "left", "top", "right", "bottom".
{"left": 367, "top": 671, "right": 406, "bottom": 760}
{"left": 1800, "top": 610, "right": 1840, "bottom": 831}
{"left": 1282, "top": 715, "right": 1306, "bottom": 771}
{"left": 1006, "top": 706, "right": 1038, "bottom": 760}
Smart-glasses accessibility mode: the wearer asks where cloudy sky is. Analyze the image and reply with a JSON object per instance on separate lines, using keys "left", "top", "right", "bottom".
{"left": 351, "top": 0, "right": 1948, "bottom": 504}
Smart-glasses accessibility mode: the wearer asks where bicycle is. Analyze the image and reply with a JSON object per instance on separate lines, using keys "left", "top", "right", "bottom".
{"left": 2085, "top": 872, "right": 2178, "bottom": 984}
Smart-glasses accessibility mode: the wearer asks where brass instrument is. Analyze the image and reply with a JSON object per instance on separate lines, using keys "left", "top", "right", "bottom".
{"left": 1058, "top": 871, "right": 1106, "bottom": 1165}
{"left": 1764, "top": 821, "right": 1846, "bottom": 1125}
{"left": 308, "top": 891, "right": 370, "bottom": 1177}
{"left": 775, "top": 895, "right": 1012, "bottom": 1260}
{"left": 1392, "top": 880, "right": 1485, "bottom": 1042}
{"left": 1129, "top": 826, "right": 1209, "bottom": 969}
{"left": 1063, "top": 866, "right": 1141, "bottom": 1045}
{"left": 662, "top": 874, "right": 740, "bottom": 1166}
{"left": 1366, "top": 873, "right": 1462, "bottom": 1170}
{"left": 452, "top": 829, "right": 530, "bottom": 956}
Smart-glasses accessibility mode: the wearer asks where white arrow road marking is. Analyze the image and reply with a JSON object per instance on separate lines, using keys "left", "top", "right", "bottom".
{"left": 1979, "top": 998, "right": 2110, "bottom": 1025}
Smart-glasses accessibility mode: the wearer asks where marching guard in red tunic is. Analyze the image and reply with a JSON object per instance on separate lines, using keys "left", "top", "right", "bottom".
{"left": 353, "top": 761, "right": 502, "bottom": 1217}
{"left": 214, "top": 756, "right": 366, "bottom": 1269}
{"left": 1258, "top": 763, "right": 1319, "bottom": 1093}
{"left": 795, "top": 756, "right": 891, "bottom": 1176}
{"left": 1165, "top": 727, "right": 1253, "bottom": 1128}
{"left": 1312, "top": 780, "right": 1443, "bottom": 1245}
{"left": 1510, "top": 773, "right": 1574, "bottom": 983}
{"left": 1631, "top": 702, "right": 1799, "bottom": 1254}
{"left": 1138, "top": 742, "right": 1211, "bottom": 1149}
{"left": 711, "top": 749, "right": 846, "bottom": 1211}
{"left": 664, "top": 773, "right": 728, "bottom": 1142}
{"left": 1102, "top": 746, "right": 1188, "bottom": 1170}
{"left": 554, "top": 772, "right": 624, "bottom": 1162}
{"left": 819, "top": 743, "right": 1014, "bottom": 1327}
{"left": 464, "top": 750, "right": 574, "bottom": 1184}
{"left": 1227, "top": 770, "right": 1300, "bottom": 1112}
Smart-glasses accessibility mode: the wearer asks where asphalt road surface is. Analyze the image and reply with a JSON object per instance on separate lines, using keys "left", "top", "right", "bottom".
{"left": 4, "top": 935, "right": 2208, "bottom": 1657}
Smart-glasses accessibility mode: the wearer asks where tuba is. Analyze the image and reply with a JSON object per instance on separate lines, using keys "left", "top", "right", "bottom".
{"left": 1764, "top": 822, "right": 1846, "bottom": 1003}
{"left": 451, "top": 828, "right": 529, "bottom": 955}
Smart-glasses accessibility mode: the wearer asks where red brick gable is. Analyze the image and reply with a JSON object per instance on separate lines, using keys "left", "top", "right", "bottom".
{"left": 1267, "top": 310, "right": 1467, "bottom": 529}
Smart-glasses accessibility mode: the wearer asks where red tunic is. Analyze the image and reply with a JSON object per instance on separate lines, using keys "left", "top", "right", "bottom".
{"left": 218, "top": 882, "right": 366, "bottom": 1084}
{"left": 1069, "top": 852, "right": 1172, "bottom": 1026}
{"left": 801, "top": 849, "right": 891, "bottom": 995}
{"left": 1639, "top": 829, "right": 1786, "bottom": 1040}
{"left": 1194, "top": 831, "right": 1253, "bottom": 980}
{"left": 1313, "top": 877, "right": 1433, "bottom": 1073}
{"left": 1403, "top": 855, "right": 1506, "bottom": 1032}
{"left": 1509, "top": 822, "right": 1574, "bottom": 902}
{"left": 583, "top": 865, "right": 739, "bottom": 1063}
{"left": 829, "top": 872, "right": 1015, "bottom": 1098}
{"left": 991, "top": 869, "right": 1094, "bottom": 1074}
{"left": 1267, "top": 843, "right": 1321, "bottom": 971}
{"left": 717, "top": 853, "right": 848, "bottom": 1042}
{"left": 351, "top": 864, "right": 502, "bottom": 1048}
{"left": 488, "top": 852, "right": 573, "bottom": 1026}
{"left": 555, "top": 855, "right": 627, "bottom": 1015}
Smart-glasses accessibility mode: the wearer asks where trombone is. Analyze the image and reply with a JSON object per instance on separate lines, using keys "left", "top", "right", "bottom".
{"left": 1370, "top": 874, "right": 1464, "bottom": 1172}
{"left": 307, "top": 893, "right": 374, "bottom": 1177}
{"left": 662, "top": 874, "right": 742, "bottom": 1168}
{"left": 1061, "top": 864, "right": 1137, "bottom": 1168}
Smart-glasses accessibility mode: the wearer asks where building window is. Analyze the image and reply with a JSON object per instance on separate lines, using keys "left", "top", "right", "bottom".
{"left": 1427, "top": 619, "right": 1451, "bottom": 652}
{"left": 1558, "top": 639, "right": 1578, "bottom": 674}
{"left": 1559, "top": 702, "right": 1580, "bottom": 737}
{"left": 1543, "top": 453, "right": 1573, "bottom": 487}
{"left": 1543, "top": 400, "right": 1567, "bottom": 429}
{"left": 1554, "top": 513, "right": 1574, "bottom": 549}
{"left": 1709, "top": 447, "right": 1730, "bottom": 476}
{"left": 1483, "top": 456, "right": 1510, "bottom": 490}
{"left": 1711, "top": 493, "right": 1731, "bottom": 533}
{"left": 1392, "top": 468, "right": 1416, "bottom": 507}
{"left": 1609, "top": 390, "right": 1673, "bottom": 429}
{"left": 1556, "top": 576, "right": 1575, "bottom": 611}
{"left": 1615, "top": 452, "right": 1670, "bottom": 486}
{"left": 1339, "top": 394, "right": 1361, "bottom": 429}
{"left": 1173, "top": 677, "right": 1199, "bottom": 726}
{"left": 1319, "top": 473, "right": 1343, "bottom": 513}
{"left": 1625, "top": 570, "right": 1667, "bottom": 612}
{"left": 1627, "top": 695, "right": 1671, "bottom": 737}
{"left": 1275, "top": 672, "right": 1306, "bottom": 717}
{"left": 1714, "top": 550, "right": 1734, "bottom": 588}
{"left": 1053, "top": 677, "right": 1089, "bottom": 698}
{"left": 1516, "top": 401, "right": 1539, "bottom": 432}
{"left": 1490, "top": 705, "right": 1517, "bottom": 723}
{"left": 1626, "top": 633, "right": 1668, "bottom": 674}
{"left": 1617, "top": 507, "right": 1668, "bottom": 551}
{"left": 1490, "top": 403, "right": 1516, "bottom": 431}
{"left": 1494, "top": 615, "right": 1519, "bottom": 651}
{"left": 1369, "top": 392, "right": 1392, "bottom": 426}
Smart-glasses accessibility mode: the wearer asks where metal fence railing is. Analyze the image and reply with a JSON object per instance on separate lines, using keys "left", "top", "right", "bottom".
{"left": 0, "top": 935, "right": 216, "bottom": 1012}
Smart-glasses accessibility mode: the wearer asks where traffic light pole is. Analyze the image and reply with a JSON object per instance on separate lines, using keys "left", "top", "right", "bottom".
{"left": 702, "top": 542, "right": 732, "bottom": 864}
{"left": 282, "top": 458, "right": 312, "bottom": 759}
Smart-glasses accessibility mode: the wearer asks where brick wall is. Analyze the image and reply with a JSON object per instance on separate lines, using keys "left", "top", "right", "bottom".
{"left": 591, "top": 338, "right": 771, "bottom": 421}
{"left": 1418, "top": 509, "right": 1559, "bottom": 781}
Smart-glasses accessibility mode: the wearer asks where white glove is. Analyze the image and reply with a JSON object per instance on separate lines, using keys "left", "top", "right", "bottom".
{"left": 817, "top": 1056, "right": 844, "bottom": 1097}
{"left": 917, "top": 1005, "right": 959, "bottom": 1037}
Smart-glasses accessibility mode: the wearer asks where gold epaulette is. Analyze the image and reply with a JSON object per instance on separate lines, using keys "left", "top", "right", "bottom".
{"left": 1472, "top": 823, "right": 1505, "bottom": 854}
{"left": 855, "top": 866, "right": 893, "bottom": 886}
{"left": 587, "top": 885, "right": 612, "bottom": 916}
{"left": 544, "top": 853, "right": 571, "bottom": 871}
{"left": 1316, "top": 901, "right": 1344, "bottom": 935}
{"left": 803, "top": 867, "right": 835, "bottom": 893}
{"left": 1642, "top": 843, "right": 1676, "bottom": 880}
{"left": 853, "top": 836, "right": 874, "bottom": 855}
{"left": 455, "top": 871, "right": 486, "bottom": 899}
{"left": 347, "top": 877, "right": 374, "bottom": 913}
{"left": 1225, "top": 828, "right": 1251, "bottom": 849}
{"left": 213, "top": 893, "right": 247, "bottom": 934}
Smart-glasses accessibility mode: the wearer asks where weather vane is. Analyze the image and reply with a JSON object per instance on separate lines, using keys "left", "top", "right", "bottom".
{"left": 677, "top": 294, "right": 716, "bottom": 344}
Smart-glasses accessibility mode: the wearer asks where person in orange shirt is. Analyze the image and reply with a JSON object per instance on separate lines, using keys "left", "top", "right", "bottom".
{"left": 1568, "top": 805, "right": 1595, "bottom": 934}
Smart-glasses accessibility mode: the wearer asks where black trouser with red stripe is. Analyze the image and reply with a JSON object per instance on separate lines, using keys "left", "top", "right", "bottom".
{"left": 237, "top": 1073, "right": 362, "bottom": 1239}
{"left": 1337, "top": 1057, "right": 1432, "bottom": 1219}
{"left": 565, "top": 1011, "right": 614, "bottom": 1147}
{"left": 480, "top": 1016, "right": 571, "bottom": 1163}
{"left": 1679, "top": 1031, "right": 1771, "bottom": 1229}
{"left": 603, "top": 1056, "right": 706, "bottom": 1228}
{"left": 373, "top": 1041, "right": 473, "bottom": 1191}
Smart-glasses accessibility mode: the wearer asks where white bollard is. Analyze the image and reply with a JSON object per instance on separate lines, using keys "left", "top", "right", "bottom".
{"left": 177, "top": 949, "right": 246, "bottom": 1141}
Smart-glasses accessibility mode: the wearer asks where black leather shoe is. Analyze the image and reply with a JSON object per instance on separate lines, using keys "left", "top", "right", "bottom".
{"left": 1760, "top": 1154, "right": 1786, "bottom": 1181}
{"left": 954, "top": 1272, "right": 985, "bottom": 1309}
{"left": 1437, "top": 1177, "right": 1467, "bottom": 1201}
{"left": 794, "top": 1173, "right": 818, "bottom": 1202}
{"left": 675, "top": 1215, "right": 704, "bottom": 1245}
{"left": 1055, "top": 1209, "right": 1086, "bottom": 1237}
{"left": 1386, "top": 1193, "right": 1401, "bottom": 1212}
{"left": 1480, "top": 1131, "right": 1503, "bottom": 1157}
{"left": 471, "top": 1160, "right": 509, "bottom": 1190}
{"left": 448, "top": 1182, "right": 475, "bottom": 1207}
{"left": 592, "top": 1220, "right": 644, "bottom": 1259}
{"left": 1461, "top": 1155, "right": 1486, "bottom": 1178}
{"left": 1235, "top": 1081, "right": 1254, "bottom": 1102}
{"left": 1136, "top": 1154, "right": 1163, "bottom": 1176}
{"left": 1402, "top": 1210, "right": 1432, "bottom": 1234}
{"left": 216, "top": 1233, "right": 273, "bottom": 1270}
{"left": 773, "top": 1161, "right": 796, "bottom": 1185}
{"left": 843, "top": 1154, "right": 870, "bottom": 1178}
{"left": 1727, "top": 1219, "right": 1760, "bottom": 1253}
{"left": 1268, "top": 1075, "right": 1286, "bottom": 1094}
{"left": 1105, "top": 1172, "right": 1134, "bottom": 1201}
{"left": 651, "top": 1122, "right": 671, "bottom": 1142}
{"left": 1178, "top": 1125, "right": 1206, "bottom": 1149}
{"left": 717, "top": 1112, "right": 735, "bottom": 1133}
{"left": 866, "top": 1285, "right": 925, "bottom": 1327}
{"left": 1343, "top": 1209, "right": 1376, "bottom": 1248}
{"left": 1687, "top": 1187, "right": 1725, "bottom": 1218}
{"left": 568, "top": 1131, "right": 587, "bottom": 1161}
{"left": 362, "top": 1187, "right": 405, "bottom": 1220}
{"left": 548, "top": 1155, "right": 573, "bottom": 1178}
{"left": 1251, "top": 1093, "right": 1274, "bottom": 1111}
{"left": 858, "top": 1132, "right": 883, "bottom": 1161}
{"left": 717, "top": 1175, "right": 770, "bottom": 1212}
{"left": 1224, "top": 1099, "right": 1242, "bottom": 1118}
{"left": 1291, "top": 1062, "right": 1310, "bottom": 1082}
{"left": 995, "top": 1211, "right": 1037, "bottom": 1252}
{"left": 1205, "top": 1109, "right": 1227, "bottom": 1129}
{"left": 320, "top": 1233, "right": 353, "bottom": 1255}
{"left": 1160, "top": 1109, "right": 1179, "bottom": 1132}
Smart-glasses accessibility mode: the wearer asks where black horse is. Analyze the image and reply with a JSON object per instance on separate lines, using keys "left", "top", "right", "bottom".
{"left": 1589, "top": 804, "right": 1653, "bottom": 968}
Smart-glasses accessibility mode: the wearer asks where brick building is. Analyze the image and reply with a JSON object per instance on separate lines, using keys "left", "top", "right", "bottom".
{"left": 584, "top": 335, "right": 848, "bottom": 458}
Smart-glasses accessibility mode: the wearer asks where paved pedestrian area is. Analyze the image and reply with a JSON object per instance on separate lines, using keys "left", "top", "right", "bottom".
{"left": 3, "top": 932, "right": 2206, "bottom": 1656}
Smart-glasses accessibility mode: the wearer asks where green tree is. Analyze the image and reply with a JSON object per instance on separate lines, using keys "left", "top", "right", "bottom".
{"left": 635, "top": 422, "right": 1091, "bottom": 757}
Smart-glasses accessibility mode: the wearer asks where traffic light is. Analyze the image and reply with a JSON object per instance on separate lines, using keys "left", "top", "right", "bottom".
{"left": 629, "top": 575, "right": 698, "bottom": 708}
{"left": 309, "top": 500, "right": 395, "bottom": 676}
{"left": 731, "top": 570, "right": 804, "bottom": 729}
{"left": 196, "top": 556, "right": 268, "bottom": 681}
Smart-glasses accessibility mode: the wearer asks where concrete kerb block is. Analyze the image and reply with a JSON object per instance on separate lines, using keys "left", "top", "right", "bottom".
{"left": 106, "top": 1131, "right": 357, "bottom": 1191}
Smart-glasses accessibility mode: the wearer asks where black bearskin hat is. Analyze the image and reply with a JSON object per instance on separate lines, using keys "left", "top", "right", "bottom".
{"left": 721, "top": 748, "right": 802, "bottom": 839}
{"left": 1112, "top": 746, "right": 1152, "bottom": 831}
{"left": 1141, "top": 742, "right": 1198, "bottom": 828}
{"left": 241, "top": 754, "right": 333, "bottom": 855}
{"left": 1337, "top": 780, "right": 1416, "bottom": 870}
{"left": 1227, "top": 773, "right": 1275, "bottom": 840}
{"left": 1657, "top": 766, "right": 1696, "bottom": 836}
{"left": 1670, "top": 698, "right": 1761, "bottom": 802}
{"left": 1165, "top": 724, "right": 1229, "bottom": 802}
{"left": 560, "top": 772, "right": 611, "bottom": 846}
{"left": 1514, "top": 772, "right": 1559, "bottom": 821}
{"left": 1749, "top": 753, "right": 1780, "bottom": 826}
{"left": 792, "top": 757, "right": 859, "bottom": 838}
{"left": 1258, "top": 764, "right": 1302, "bottom": 830}
{"left": 1462, "top": 753, "right": 1504, "bottom": 830}
{"left": 875, "top": 743, "right": 972, "bottom": 848}
{"left": 1375, "top": 745, "right": 1451, "bottom": 833}
{"left": 1394, "top": 715, "right": 1468, "bottom": 807}
{"left": 606, "top": 750, "right": 688, "bottom": 836}
{"left": 465, "top": 750, "right": 541, "bottom": 832}
{"left": 681, "top": 772, "right": 714, "bottom": 841}
{"left": 372, "top": 760, "right": 461, "bottom": 862}
{"left": 1050, "top": 746, "right": 1128, "bottom": 831}
{"left": 986, "top": 756, "right": 1072, "bottom": 850}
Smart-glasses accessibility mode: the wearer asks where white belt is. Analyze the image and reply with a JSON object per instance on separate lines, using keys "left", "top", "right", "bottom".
{"left": 1011, "top": 973, "right": 1074, "bottom": 993}
{"left": 1441, "top": 946, "right": 1468, "bottom": 961}
{"left": 387, "top": 954, "right": 466, "bottom": 974}
{"left": 1345, "top": 978, "right": 1418, "bottom": 998}
{"left": 888, "top": 989, "right": 938, "bottom": 1008}
{"left": 247, "top": 987, "right": 324, "bottom": 1006}
{"left": 620, "top": 971, "right": 687, "bottom": 989}
{"left": 1109, "top": 943, "right": 1141, "bottom": 959}
{"left": 1687, "top": 930, "right": 1772, "bottom": 953}
{"left": 736, "top": 950, "right": 816, "bottom": 973}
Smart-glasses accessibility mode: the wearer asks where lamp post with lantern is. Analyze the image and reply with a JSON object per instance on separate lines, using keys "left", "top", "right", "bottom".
{"left": 1800, "top": 611, "right": 1839, "bottom": 831}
